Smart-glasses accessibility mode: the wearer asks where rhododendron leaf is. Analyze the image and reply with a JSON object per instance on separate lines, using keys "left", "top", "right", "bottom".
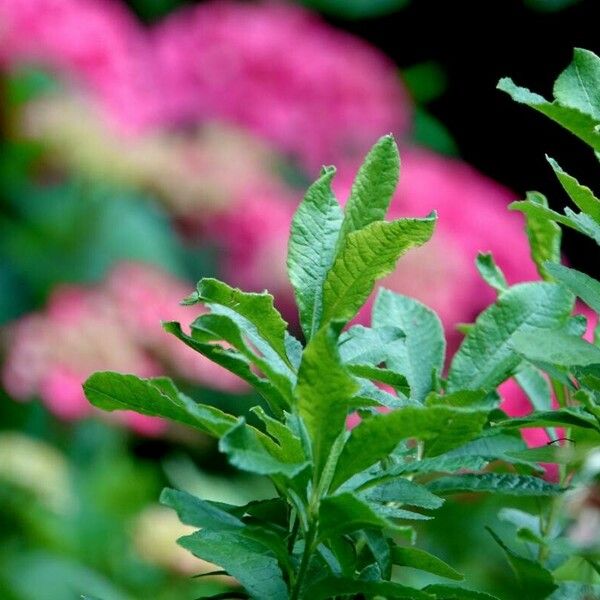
{"left": 178, "top": 529, "right": 288, "bottom": 600}
{"left": 83, "top": 372, "right": 236, "bottom": 437}
{"left": 447, "top": 283, "right": 574, "bottom": 392}
{"left": 338, "top": 324, "right": 405, "bottom": 365}
{"left": 160, "top": 488, "right": 244, "bottom": 530}
{"left": 163, "top": 321, "right": 289, "bottom": 414}
{"left": 287, "top": 166, "right": 344, "bottom": 340}
{"left": 322, "top": 215, "right": 436, "bottom": 325}
{"left": 304, "top": 577, "right": 431, "bottom": 600}
{"left": 193, "top": 278, "right": 291, "bottom": 367}
{"left": 317, "top": 493, "right": 408, "bottom": 541}
{"left": 331, "top": 405, "right": 487, "bottom": 490}
{"left": 518, "top": 192, "right": 562, "bottom": 280}
{"left": 511, "top": 328, "right": 600, "bottom": 367}
{"left": 219, "top": 419, "right": 308, "bottom": 478}
{"left": 373, "top": 290, "right": 445, "bottom": 404}
{"left": 362, "top": 477, "right": 444, "bottom": 509}
{"left": 496, "top": 408, "right": 600, "bottom": 431}
{"left": 553, "top": 48, "right": 600, "bottom": 120}
{"left": 476, "top": 253, "right": 508, "bottom": 293}
{"left": 545, "top": 262, "right": 600, "bottom": 314}
{"left": 428, "top": 474, "right": 563, "bottom": 497}
{"left": 295, "top": 323, "right": 359, "bottom": 478}
{"left": 548, "top": 157, "right": 600, "bottom": 223}
{"left": 497, "top": 77, "right": 600, "bottom": 151}
{"left": 486, "top": 528, "right": 557, "bottom": 599}
{"left": 391, "top": 546, "right": 463, "bottom": 580}
{"left": 339, "top": 134, "right": 400, "bottom": 240}
{"left": 422, "top": 584, "right": 501, "bottom": 599}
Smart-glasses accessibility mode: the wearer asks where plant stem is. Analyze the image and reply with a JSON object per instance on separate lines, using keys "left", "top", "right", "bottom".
{"left": 290, "top": 524, "right": 317, "bottom": 600}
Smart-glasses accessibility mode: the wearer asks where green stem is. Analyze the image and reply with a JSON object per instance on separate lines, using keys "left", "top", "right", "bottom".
{"left": 290, "top": 524, "right": 317, "bottom": 600}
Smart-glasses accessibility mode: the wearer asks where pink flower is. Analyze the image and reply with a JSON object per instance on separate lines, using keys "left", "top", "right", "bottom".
{"left": 2, "top": 263, "right": 248, "bottom": 434}
{"left": 0, "top": 0, "right": 161, "bottom": 133}
{"left": 153, "top": 0, "right": 411, "bottom": 170}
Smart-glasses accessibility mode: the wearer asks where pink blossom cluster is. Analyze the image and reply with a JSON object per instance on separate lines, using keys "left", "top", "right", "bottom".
{"left": 0, "top": 0, "right": 411, "bottom": 167}
{"left": 152, "top": 0, "right": 411, "bottom": 170}
{"left": 1, "top": 263, "right": 246, "bottom": 435}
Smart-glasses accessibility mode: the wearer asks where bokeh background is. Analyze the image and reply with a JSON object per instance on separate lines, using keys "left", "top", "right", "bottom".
{"left": 0, "top": 1, "right": 598, "bottom": 598}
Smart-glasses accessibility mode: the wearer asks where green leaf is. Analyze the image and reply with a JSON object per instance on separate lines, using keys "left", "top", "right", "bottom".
{"left": 287, "top": 166, "right": 343, "bottom": 339}
{"left": 379, "top": 454, "right": 489, "bottom": 478}
{"left": 428, "top": 474, "right": 563, "bottom": 497}
{"left": 496, "top": 408, "right": 600, "bottom": 431}
{"left": 423, "top": 584, "right": 501, "bottom": 599}
{"left": 519, "top": 192, "right": 562, "bottom": 280}
{"left": 318, "top": 493, "right": 405, "bottom": 541}
{"left": 338, "top": 134, "right": 400, "bottom": 241}
{"left": 304, "top": 577, "right": 431, "bottom": 600}
{"left": 486, "top": 528, "right": 557, "bottom": 599}
{"left": 295, "top": 324, "right": 359, "bottom": 478}
{"left": 338, "top": 324, "right": 405, "bottom": 366}
{"left": 514, "top": 365, "right": 552, "bottom": 411}
{"left": 373, "top": 290, "right": 445, "bottom": 403}
{"left": 476, "top": 253, "right": 508, "bottom": 293}
{"left": 553, "top": 48, "right": 600, "bottom": 120}
{"left": 250, "top": 406, "right": 305, "bottom": 463}
{"left": 321, "top": 215, "right": 436, "bottom": 325}
{"left": 548, "top": 157, "right": 600, "bottom": 223}
{"left": 391, "top": 546, "right": 463, "bottom": 580}
{"left": 511, "top": 328, "right": 600, "bottom": 367}
{"left": 362, "top": 477, "right": 444, "bottom": 509}
{"left": 497, "top": 77, "right": 600, "bottom": 151}
{"left": 163, "top": 321, "right": 288, "bottom": 415}
{"left": 160, "top": 488, "right": 243, "bottom": 530}
{"left": 179, "top": 529, "right": 288, "bottom": 600}
{"left": 548, "top": 582, "right": 600, "bottom": 600}
{"left": 545, "top": 262, "right": 600, "bottom": 314}
{"left": 346, "top": 364, "right": 410, "bottom": 394}
{"left": 219, "top": 419, "right": 308, "bottom": 478}
{"left": 83, "top": 372, "right": 236, "bottom": 437}
{"left": 447, "top": 282, "right": 574, "bottom": 392}
{"left": 190, "top": 278, "right": 291, "bottom": 368}
{"left": 331, "top": 405, "right": 488, "bottom": 490}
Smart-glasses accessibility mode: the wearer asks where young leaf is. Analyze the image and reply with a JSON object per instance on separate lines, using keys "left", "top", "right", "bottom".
{"left": 553, "top": 48, "right": 600, "bottom": 120}
{"left": 497, "top": 77, "right": 600, "bottom": 151}
{"left": 163, "top": 321, "right": 289, "bottom": 414}
{"left": 191, "top": 278, "right": 291, "bottom": 367}
{"left": 496, "top": 407, "right": 600, "bottom": 431}
{"left": 511, "top": 328, "right": 600, "bottom": 367}
{"left": 83, "top": 372, "right": 236, "bottom": 437}
{"left": 331, "top": 405, "right": 488, "bottom": 490}
{"left": 219, "top": 419, "right": 308, "bottom": 478}
{"left": 373, "top": 290, "right": 445, "bottom": 404}
{"left": 476, "top": 253, "right": 508, "bottom": 293}
{"left": 447, "top": 282, "right": 574, "bottom": 392}
{"left": 486, "top": 528, "right": 557, "bottom": 599}
{"left": 545, "top": 262, "right": 600, "bottom": 314}
{"left": 548, "top": 156, "right": 600, "bottom": 223}
{"left": 391, "top": 546, "right": 463, "bottom": 581}
{"left": 250, "top": 406, "right": 305, "bottom": 463}
{"left": 287, "top": 166, "right": 343, "bottom": 340}
{"left": 179, "top": 529, "right": 288, "bottom": 600}
{"left": 338, "top": 134, "right": 400, "bottom": 240}
{"left": 295, "top": 323, "right": 359, "bottom": 479}
{"left": 338, "top": 324, "right": 405, "bottom": 366}
{"left": 321, "top": 215, "right": 436, "bottom": 325}
{"left": 428, "top": 474, "right": 563, "bottom": 497}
